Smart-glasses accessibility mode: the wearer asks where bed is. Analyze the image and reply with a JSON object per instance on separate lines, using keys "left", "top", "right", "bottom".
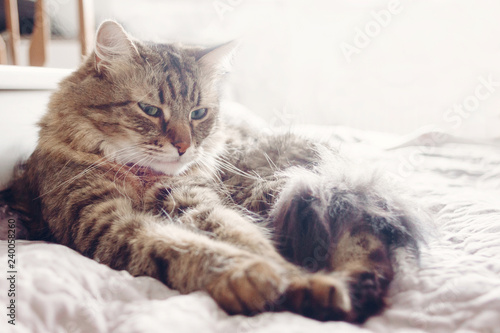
{"left": 1, "top": 70, "right": 500, "bottom": 333}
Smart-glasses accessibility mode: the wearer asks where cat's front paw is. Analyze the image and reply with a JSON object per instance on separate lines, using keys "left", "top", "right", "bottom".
{"left": 282, "top": 274, "right": 352, "bottom": 321}
{"left": 207, "top": 258, "right": 285, "bottom": 315}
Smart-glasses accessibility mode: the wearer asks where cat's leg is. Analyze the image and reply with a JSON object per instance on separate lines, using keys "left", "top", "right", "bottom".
{"left": 144, "top": 179, "right": 355, "bottom": 321}
{"left": 69, "top": 193, "right": 291, "bottom": 315}
{"left": 167, "top": 202, "right": 353, "bottom": 320}
{"left": 143, "top": 178, "right": 278, "bottom": 257}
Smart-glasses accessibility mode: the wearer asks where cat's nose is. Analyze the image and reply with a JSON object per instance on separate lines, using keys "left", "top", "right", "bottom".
{"left": 174, "top": 141, "right": 190, "bottom": 156}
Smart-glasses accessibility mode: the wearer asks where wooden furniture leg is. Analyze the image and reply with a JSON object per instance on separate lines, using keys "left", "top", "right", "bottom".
{"left": 29, "top": 0, "right": 50, "bottom": 66}
{"left": 78, "top": 0, "right": 95, "bottom": 57}
{"left": 0, "top": 37, "right": 7, "bottom": 64}
{"left": 4, "top": 0, "right": 21, "bottom": 65}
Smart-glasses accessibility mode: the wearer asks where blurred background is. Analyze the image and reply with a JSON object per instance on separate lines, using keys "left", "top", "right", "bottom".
{"left": 2, "top": 0, "right": 500, "bottom": 139}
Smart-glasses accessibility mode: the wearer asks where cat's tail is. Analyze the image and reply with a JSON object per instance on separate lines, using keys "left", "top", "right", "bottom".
{"left": 269, "top": 149, "right": 429, "bottom": 322}
{"left": 271, "top": 163, "right": 426, "bottom": 266}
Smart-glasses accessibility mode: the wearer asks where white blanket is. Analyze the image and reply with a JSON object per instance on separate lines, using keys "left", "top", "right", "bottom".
{"left": 1, "top": 126, "right": 500, "bottom": 333}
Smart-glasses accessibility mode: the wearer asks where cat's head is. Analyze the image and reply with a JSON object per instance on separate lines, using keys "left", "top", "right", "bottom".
{"left": 42, "top": 20, "right": 237, "bottom": 175}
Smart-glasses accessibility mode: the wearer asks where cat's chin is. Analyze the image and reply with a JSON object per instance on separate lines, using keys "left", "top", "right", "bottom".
{"left": 116, "top": 154, "right": 194, "bottom": 176}
{"left": 148, "top": 159, "right": 193, "bottom": 176}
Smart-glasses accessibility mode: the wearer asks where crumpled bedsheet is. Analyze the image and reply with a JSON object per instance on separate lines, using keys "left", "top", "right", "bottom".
{"left": 1, "top": 126, "right": 499, "bottom": 333}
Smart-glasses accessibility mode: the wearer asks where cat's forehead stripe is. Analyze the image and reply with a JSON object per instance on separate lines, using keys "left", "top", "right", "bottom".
{"left": 190, "top": 84, "right": 197, "bottom": 105}
{"left": 158, "top": 88, "right": 165, "bottom": 105}
{"left": 169, "top": 52, "right": 183, "bottom": 73}
{"left": 179, "top": 80, "right": 188, "bottom": 98}
{"left": 149, "top": 46, "right": 201, "bottom": 106}
{"left": 162, "top": 69, "right": 198, "bottom": 104}
{"left": 165, "top": 75, "right": 177, "bottom": 101}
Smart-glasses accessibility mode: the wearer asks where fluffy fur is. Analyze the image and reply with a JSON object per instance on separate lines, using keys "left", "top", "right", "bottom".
{"left": 4, "top": 21, "right": 423, "bottom": 323}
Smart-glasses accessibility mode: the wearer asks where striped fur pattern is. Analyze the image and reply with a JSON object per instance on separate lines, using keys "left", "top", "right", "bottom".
{"left": 7, "top": 21, "right": 422, "bottom": 322}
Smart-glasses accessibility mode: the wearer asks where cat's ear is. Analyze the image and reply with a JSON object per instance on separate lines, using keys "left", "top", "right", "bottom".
{"left": 197, "top": 41, "right": 240, "bottom": 78}
{"left": 94, "top": 20, "right": 139, "bottom": 73}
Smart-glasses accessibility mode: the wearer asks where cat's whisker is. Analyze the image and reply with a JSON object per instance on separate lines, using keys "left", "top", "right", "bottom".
{"left": 214, "top": 150, "right": 262, "bottom": 178}
{"left": 263, "top": 152, "right": 278, "bottom": 171}
{"left": 117, "top": 155, "right": 151, "bottom": 200}
{"left": 39, "top": 158, "right": 107, "bottom": 197}
{"left": 117, "top": 153, "right": 151, "bottom": 186}
{"left": 159, "top": 208, "right": 175, "bottom": 224}
{"left": 214, "top": 157, "right": 261, "bottom": 181}
{"left": 106, "top": 149, "right": 148, "bottom": 200}
{"left": 127, "top": 155, "right": 152, "bottom": 177}
{"left": 80, "top": 144, "right": 143, "bottom": 174}
{"left": 110, "top": 166, "right": 138, "bottom": 199}
{"left": 37, "top": 145, "right": 143, "bottom": 198}
{"left": 213, "top": 156, "right": 246, "bottom": 174}
{"left": 111, "top": 150, "right": 146, "bottom": 183}
{"left": 251, "top": 170, "right": 263, "bottom": 180}
{"left": 193, "top": 153, "right": 221, "bottom": 182}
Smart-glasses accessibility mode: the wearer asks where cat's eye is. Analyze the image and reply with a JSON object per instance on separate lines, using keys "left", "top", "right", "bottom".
{"left": 191, "top": 108, "right": 207, "bottom": 120}
{"left": 138, "top": 102, "right": 161, "bottom": 117}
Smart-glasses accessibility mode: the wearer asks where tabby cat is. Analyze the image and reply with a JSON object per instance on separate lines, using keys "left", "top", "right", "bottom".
{"left": 6, "top": 21, "right": 422, "bottom": 323}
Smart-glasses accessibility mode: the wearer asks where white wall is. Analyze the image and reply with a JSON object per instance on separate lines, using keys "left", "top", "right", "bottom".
{"left": 45, "top": 0, "right": 500, "bottom": 138}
